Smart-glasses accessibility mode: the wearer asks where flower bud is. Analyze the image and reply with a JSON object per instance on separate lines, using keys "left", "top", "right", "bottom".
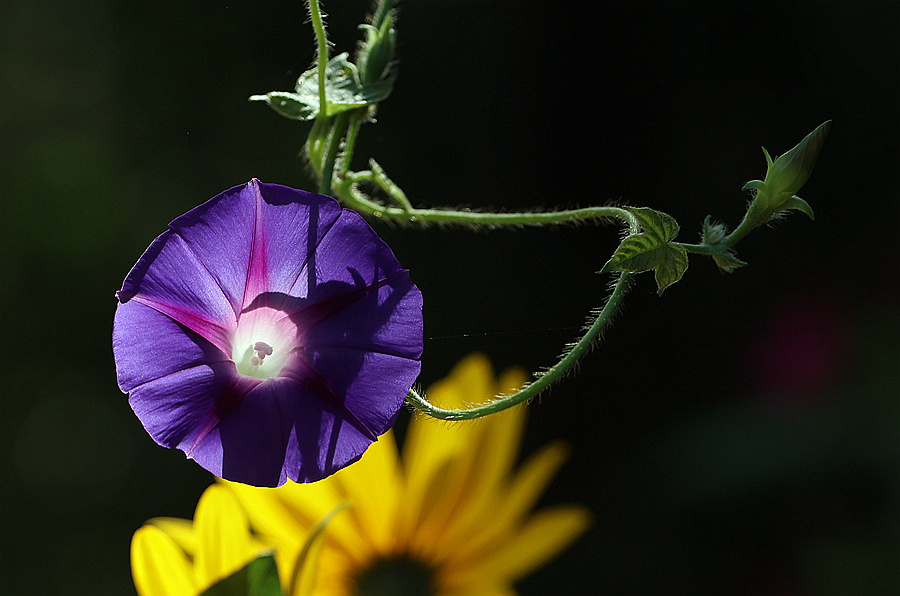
{"left": 763, "top": 120, "right": 831, "bottom": 199}
{"left": 742, "top": 120, "right": 831, "bottom": 222}
{"left": 357, "top": 2, "right": 397, "bottom": 86}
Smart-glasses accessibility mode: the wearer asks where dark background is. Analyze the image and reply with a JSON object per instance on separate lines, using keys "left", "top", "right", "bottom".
{"left": 2, "top": 1, "right": 898, "bottom": 594}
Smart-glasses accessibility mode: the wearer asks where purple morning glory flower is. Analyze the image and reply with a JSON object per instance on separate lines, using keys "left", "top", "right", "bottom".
{"left": 113, "top": 179, "right": 423, "bottom": 487}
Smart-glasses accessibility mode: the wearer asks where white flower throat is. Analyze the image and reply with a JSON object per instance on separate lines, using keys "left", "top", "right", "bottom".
{"left": 231, "top": 306, "right": 298, "bottom": 380}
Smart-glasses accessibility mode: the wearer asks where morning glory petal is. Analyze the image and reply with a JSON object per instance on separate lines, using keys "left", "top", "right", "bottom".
{"left": 128, "top": 362, "right": 238, "bottom": 450}
{"left": 287, "top": 206, "right": 424, "bottom": 357}
{"left": 113, "top": 300, "right": 230, "bottom": 393}
{"left": 187, "top": 380, "right": 294, "bottom": 487}
{"left": 166, "top": 182, "right": 257, "bottom": 317}
{"left": 187, "top": 377, "right": 374, "bottom": 487}
{"left": 299, "top": 271, "right": 424, "bottom": 358}
{"left": 289, "top": 347, "right": 420, "bottom": 434}
{"left": 289, "top": 208, "right": 406, "bottom": 299}
{"left": 247, "top": 180, "right": 343, "bottom": 304}
{"left": 117, "top": 228, "right": 236, "bottom": 354}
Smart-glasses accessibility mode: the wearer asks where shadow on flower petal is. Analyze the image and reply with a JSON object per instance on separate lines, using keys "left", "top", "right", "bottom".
{"left": 201, "top": 270, "right": 420, "bottom": 486}
{"left": 213, "top": 378, "right": 372, "bottom": 486}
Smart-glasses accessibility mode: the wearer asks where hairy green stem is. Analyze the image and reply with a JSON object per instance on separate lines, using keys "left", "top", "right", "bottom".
{"left": 332, "top": 174, "right": 637, "bottom": 227}
{"left": 318, "top": 111, "right": 350, "bottom": 195}
{"left": 338, "top": 113, "right": 363, "bottom": 177}
{"left": 676, "top": 242, "right": 714, "bottom": 255}
{"left": 307, "top": 0, "right": 329, "bottom": 126}
{"left": 406, "top": 271, "right": 633, "bottom": 420}
{"left": 721, "top": 212, "right": 760, "bottom": 248}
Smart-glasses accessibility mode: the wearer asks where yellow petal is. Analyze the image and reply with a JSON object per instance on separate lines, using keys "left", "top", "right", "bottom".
{"left": 146, "top": 517, "right": 196, "bottom": 555}
{"left": 193, "top": 484, "right": 261, "bottom": 590}
{"left": 401, "top": 457, "right": 460, "bottom": 559}
{"left": 416, "top": 365, "right": 530, "bottom": 560}
{"left": 328, "top": 431, "right": 402, "bottom": 554}
{"left": 436, "top": 441, "right": 570, "bottom": 563}
{"left": 399, "top": 355, "right": 506, "bottom": 547}
{"left": 223, "top": 478, "right": 368, "bottom": 570}
{"left": 472, "top": 366, "right": 529, "bottom": 491}
{"left": 131, "top": 525, "right": 196, "bottom": 596}
{"left": 437, "top": 584, "right": 515, "bottom": 596}
{"left": 455, "top": 505, "right": 591, "bottom": 585}
{"left": 479, "top": 441, "right": 571, "bottom": 545}
{"left": 221, "top": 480, "right": 307, "bottom": 541}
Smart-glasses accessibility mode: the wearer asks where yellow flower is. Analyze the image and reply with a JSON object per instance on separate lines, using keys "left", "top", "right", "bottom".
{"left": 226, "top": 353, "right": 591, "bottom": 595}
{"left": 131, "top": 484, "right": 272, "bottom": 596}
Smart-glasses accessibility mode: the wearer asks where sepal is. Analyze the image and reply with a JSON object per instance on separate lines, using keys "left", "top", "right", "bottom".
{"left": 740, "top": 180, "right": 767, "bottom": 193}
{"left": 781, "top": 195, "right": 815, "bottom": 220}
{"left": 701, "top": 215, "right": 746, "bottom": 273}
{"left": 701, "top": 215, "right": 728, "bottom": 245}
{"left": 711, "top": 250, "right": 748, "bottom": 273}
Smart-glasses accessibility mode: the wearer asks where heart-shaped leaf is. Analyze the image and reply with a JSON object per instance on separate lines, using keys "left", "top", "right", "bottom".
{"left": 600, "top": 207, "right": 688, "bottom": 294}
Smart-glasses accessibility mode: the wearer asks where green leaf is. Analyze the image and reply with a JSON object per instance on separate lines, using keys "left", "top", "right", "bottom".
{"left": 600, "top": 207, "right": 688, "bottom": 294}
{"left": 249, "top": 92, "right": 316, "bottom": 121}
{"left": 250, "top": 53, "right": 396, "bottom": 122}
{"left": 200, "top": 553, "right": 283, "bottom": 596}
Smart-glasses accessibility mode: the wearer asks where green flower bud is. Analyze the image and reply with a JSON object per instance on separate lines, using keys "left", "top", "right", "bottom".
{"left": 357, "top": 1, "right": 397, "bottom": 86}
{"left": 742, "top": 120, "right": 831, "bottom": 222}
{"left": 764, "top": 119, "right": 831, "bottom": 196}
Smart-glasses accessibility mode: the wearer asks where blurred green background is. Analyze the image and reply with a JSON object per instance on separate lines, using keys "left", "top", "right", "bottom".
{"left": 1, "top": 1, "right": 897, "bottom": 594}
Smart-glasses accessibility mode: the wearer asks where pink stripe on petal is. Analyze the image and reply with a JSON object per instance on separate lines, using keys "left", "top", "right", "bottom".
{"left": 118, "top": 230, "right": 237, "bottom": 329}
{"left": 131, "top": 295, "right": 233, "bottom": 357}
{"left": 187, "top": 372, "right": 261, "bottom": 457}
{"left": 253, "top": 182, "right": 343, "bottom": 297}
{"left": 241, "top": 179, "right": 270, "bottom": 312}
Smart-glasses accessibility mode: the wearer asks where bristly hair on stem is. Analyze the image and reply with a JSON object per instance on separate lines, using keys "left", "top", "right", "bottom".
{"left": 405, "top": 271, "right": 634, "bottom": 420}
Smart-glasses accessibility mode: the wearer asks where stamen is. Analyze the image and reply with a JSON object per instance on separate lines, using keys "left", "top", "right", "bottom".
{"left": 253, "top": 341, "right": 274, "bottom": 362}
